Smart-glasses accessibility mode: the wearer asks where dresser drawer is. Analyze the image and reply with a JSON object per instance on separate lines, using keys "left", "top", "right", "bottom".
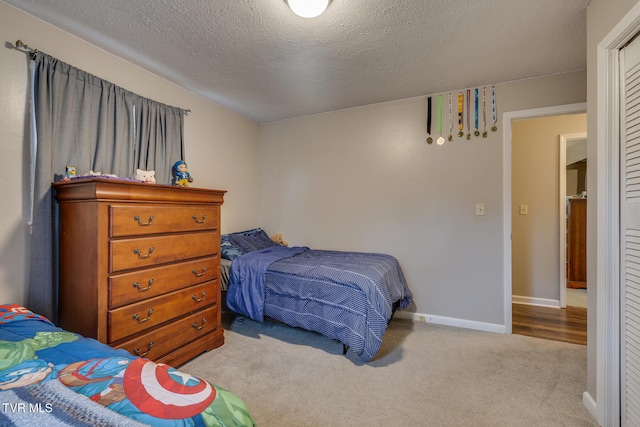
{"left": 108, "top": 281, "right": 217, "bottom": 342}
{"left": 110, "top": 231, "right": 218, "bottom": 273}
{"left": 109, "top": 256, "right": 220, "bottom": 309}
{"left": 110, "top": 204, "right": 219, "bottom": 237}
{"left": 114, "top": 306, "right": 218, "bottom": 360}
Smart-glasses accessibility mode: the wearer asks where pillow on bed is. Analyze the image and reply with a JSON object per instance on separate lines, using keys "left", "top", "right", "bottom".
{"left": 229, "top": 230, "right": 278, "bottom": 253}
{"left": 221, "top": 228, "right": 275, "bottom": 259}
{"left": 221, "top": 234, "right": 245, "bottom": 260}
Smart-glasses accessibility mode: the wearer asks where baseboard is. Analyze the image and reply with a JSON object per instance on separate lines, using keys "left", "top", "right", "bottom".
{"left": 397, "top": 295, "right": 562, "bottom": 334}
{"left": 395, "top": 311, "right": 505, "bottom": 334}
{"left": 582, "top": 391, "right": 599, "bottom": 424}
{"left": 511, "top": 295, "right": 560, "bottom": 308}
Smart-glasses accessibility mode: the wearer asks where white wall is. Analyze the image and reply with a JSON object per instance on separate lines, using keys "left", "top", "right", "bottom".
{"left": 0, "top": 1, "right": 261, "bottom": 306}
{"left": 259, "top": 71, "right": 586, "bottom": 328}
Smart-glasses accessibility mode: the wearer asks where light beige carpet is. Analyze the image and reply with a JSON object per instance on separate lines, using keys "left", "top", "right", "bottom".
{"left": 182, "top": 314, "right": 598, "bottom": 427}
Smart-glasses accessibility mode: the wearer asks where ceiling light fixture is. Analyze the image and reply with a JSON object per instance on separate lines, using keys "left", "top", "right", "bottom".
{"left": 285, "top": 0, "right": 332, "bottom": 18}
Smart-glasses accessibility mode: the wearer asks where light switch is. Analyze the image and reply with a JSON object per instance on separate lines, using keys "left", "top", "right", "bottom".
{"left": 475, "top": 203, "right": 485, "bottom": 216}
{"left": 519, "top": 204, "right": 528, "bottom": 215}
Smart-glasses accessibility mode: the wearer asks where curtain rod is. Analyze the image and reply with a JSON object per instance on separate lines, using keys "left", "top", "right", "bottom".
{"left": 15, "top": 40, "right": 38, "bottom": 57}
{"left": 15, "top": 39, "right": 191, "bottom": 116}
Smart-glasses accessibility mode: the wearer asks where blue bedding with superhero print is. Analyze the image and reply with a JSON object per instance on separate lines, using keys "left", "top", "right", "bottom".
{"left": 0, "top": 304, "right": 255, "bottom": 427}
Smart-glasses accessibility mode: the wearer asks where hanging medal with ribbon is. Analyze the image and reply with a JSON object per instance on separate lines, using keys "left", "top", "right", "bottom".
{"left": 474, "top": 88, "right": 480, "bottom": 137}
{"left": 448, "top": 92, "right": 453, "bottom": 142}
{"left": 457, "top": 92, "right": 464, "bottom": 137}
{"left": 426, "top": 96, "right": 433, "bottom": 144}
{"left": 482, "top": 86, "right": 488, "bottom": 138}
{"left": 466, "top": 89, "right": 471, "bottom": 140}
{"left": 491, "top": 85, "right": 498, "bottom": 132}
{"left": 437, "top": 94, "right": 445, "bottom": 145}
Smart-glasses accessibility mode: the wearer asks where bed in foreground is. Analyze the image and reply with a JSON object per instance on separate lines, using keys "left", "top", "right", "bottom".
{"left": 0, "top": 304, "right": 255, "bottom": 427}
{"left": 222, "top": 229, "right": 413, "bottom": 362}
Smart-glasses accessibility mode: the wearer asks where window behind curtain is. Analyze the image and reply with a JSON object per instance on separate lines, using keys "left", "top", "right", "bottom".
{"left": 27, "top": 52, "right": 185, "bottom": 320}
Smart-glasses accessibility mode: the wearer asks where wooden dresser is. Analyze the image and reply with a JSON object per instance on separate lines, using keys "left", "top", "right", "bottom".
{"left": 567, "top": 197, "right": 587, "bottom": 287}
{"left": 53, "top": 178, "right": 226, "bottom": 366}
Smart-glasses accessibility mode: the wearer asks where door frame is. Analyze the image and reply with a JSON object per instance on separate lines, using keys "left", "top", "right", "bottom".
{"left": 559, "top": 132, "right": 588, "bottom": 309}
{"left": 595, "top": 2, "right": 640, "bottom": 424}
{"left": 502, "top": 102, "right": 586, "bottom": 335}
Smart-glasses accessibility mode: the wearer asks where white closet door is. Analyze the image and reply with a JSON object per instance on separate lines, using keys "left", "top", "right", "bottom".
{"left": 621, "top": 35, "right": 640, "bottom": 427}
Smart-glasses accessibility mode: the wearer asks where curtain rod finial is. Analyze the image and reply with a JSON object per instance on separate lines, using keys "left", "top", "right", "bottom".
{"left": 15, "top": 39, "right": 38, "bottom": 57}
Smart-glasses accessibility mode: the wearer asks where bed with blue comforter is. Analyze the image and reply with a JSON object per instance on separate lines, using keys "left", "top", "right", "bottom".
{"left": 0, "top": 304, "right": 255, "bottom": 427}
{"left": 223, "top": 229, "right": 413, "bottom": 362}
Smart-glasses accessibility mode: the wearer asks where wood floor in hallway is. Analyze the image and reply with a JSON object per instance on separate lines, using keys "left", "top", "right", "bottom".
{"left": 512, "top": 303, "right": 587, "bottom": 345}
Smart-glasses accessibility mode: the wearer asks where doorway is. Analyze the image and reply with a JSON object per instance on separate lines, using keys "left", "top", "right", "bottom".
{"left": 509, "top": 112, "right": 587, "bottom": 343}
{"left": 560, "top": 133, "right": 588, "bottom": 309}
{"left": 502, "top": 103, "right": 586, "bottom": 335}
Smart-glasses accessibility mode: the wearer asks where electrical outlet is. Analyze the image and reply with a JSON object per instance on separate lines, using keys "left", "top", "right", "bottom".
{"left": 475, "top": 203, "right": 485, "bottom": 216}
{"left": 519, "top": 204, "right": 529, "bottom": 215}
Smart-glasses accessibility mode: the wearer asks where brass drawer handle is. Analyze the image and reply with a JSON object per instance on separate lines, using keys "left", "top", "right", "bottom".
{"left": 192, "top": 292, "right": 206, "bottom": 303}
{"left": 192, "top": 214, "right": 207, "bottom": 224}
{"left": 133, "top": 247, "right": 154, "bottom": 259}
{"left": 134, "top": 341, "right": 154, "bottom": 357}
{"left": 192, "top": 267, "right": 207, "bottom": 277}
{"left": 133, "top": 278, "right": 154, "bottom": 292}
{"left": 133, "top": 215, "right": 155, "bottom": 226}
{"left": 132, "top": 308, "right": 154, "bottom": 323}
{"left": 192, "top": 318, "right": 207, "bottom": 331}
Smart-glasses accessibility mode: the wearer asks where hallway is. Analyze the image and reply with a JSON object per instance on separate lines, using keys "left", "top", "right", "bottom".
{"left": 512, "top": 303, "right": 587, "bottom": 345}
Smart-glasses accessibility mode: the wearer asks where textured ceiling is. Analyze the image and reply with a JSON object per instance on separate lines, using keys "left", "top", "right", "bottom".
{"left": 4, "top": 0, "right": 590, "bottom": 123}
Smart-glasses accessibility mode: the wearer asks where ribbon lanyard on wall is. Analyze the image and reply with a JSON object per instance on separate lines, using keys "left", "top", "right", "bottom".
{"left": 448, "top": 92, "right": 453, "bottom": 142}
{"left": 426, "top": 96, "right": 433, "bottom": 144}
{"left": 474, "top": 88, "right": 480, "bottom": 137}
{"left": 457, "top": 92, "right": 464, "bottom": 138}
{"left": 437, "top": 94, "right": 444, "bottom": 145}
{"left": 466, "top": 89, "right": 471, "bottom": 140}
{"left": 491, "top": 85, "right": 498, "bottom": 132}
{"left": 482, "top": 86, "right": 488, "bottom": 138}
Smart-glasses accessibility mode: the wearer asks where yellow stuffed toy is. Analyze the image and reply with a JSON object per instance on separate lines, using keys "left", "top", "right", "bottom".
{"left": 270, "top": 233, "right": 288, "bottom": 247}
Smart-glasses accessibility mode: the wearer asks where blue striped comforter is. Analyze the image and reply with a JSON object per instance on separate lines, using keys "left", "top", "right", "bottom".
{"left": 226, "top": 246, "right": 412, "bottom": 361}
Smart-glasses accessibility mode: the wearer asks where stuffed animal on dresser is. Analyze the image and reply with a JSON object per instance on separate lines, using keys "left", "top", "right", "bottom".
{"left": 65, "top": 165, "right": 76, "bottom": 179}
{"left": 134, "top": 169, "right": 156, "bottom": 183}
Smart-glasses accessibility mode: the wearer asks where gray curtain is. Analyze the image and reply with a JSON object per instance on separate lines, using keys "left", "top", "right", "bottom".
{"left": 27, "top": 52, "right": 185, "bottom": 320}
{"left": 134, "top": 97, "right": 185, "bottom": 185}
